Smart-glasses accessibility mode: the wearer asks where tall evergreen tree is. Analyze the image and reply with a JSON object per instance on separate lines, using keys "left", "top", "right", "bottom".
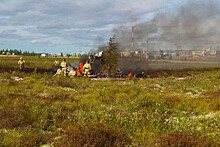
{"left": 102, "top": 35, "right": 120, "bottom": 77}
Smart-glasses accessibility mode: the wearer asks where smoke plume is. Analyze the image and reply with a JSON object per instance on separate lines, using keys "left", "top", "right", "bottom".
{"left": 113, "top": 0, "right": 220, "bottom": 51}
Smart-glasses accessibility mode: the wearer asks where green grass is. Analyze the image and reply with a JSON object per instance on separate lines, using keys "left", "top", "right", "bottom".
{"left": 0, "top": 56, "right": 79, "bottom": 70}
{"left": 0, "top": 57, "right": 220, "bottom": 146}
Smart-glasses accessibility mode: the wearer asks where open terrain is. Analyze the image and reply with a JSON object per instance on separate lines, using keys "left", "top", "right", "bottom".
{"left": 0, "top": 56, "right": 219, "bottom": 146}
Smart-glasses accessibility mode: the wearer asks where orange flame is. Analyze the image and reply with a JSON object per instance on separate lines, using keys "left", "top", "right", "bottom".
{"left": 80, "top": 62, "right": 84, "bottom": 73}
{"left": 76, "top": 70, "right": 81, "bottom": 76}
{"left": 128, "top": 72, "right": 132, "bottom": 77}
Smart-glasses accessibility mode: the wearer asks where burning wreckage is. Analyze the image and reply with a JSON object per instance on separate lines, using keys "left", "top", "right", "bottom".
{"left": 59, "top": 50, "right": 147, "bottom": 78}
{"left": 65, "top": 51, "right": 121, "bottom": 78}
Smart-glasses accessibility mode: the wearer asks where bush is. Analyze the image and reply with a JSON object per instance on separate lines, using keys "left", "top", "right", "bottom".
{"left": 51, "top": 122, "right": 130, "bottom": 147}
{"left": 49, "top": 77, "right": 77, "bottom": 88}
{"left": 0, "top": 128, "right": 50, "bottom": 146}
{"left": 156, "top": 131, "right": 217, "bottom": 147}
{"left": 0, "top": 106, "right": 33, "bottom": 129}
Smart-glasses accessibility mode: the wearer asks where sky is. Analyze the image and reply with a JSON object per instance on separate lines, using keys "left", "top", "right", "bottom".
{"left": 0, "top": 0, "right": 185, "bottom": 54}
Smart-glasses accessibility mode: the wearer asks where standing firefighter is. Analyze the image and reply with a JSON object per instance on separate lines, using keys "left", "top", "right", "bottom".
{"left": 54, "top": 58, "right": 60, "bottom": 66}
{"left": 83, "top": 61, "right": 91, "bottom": 76}
{"left": 18, "top": 57, "right": 25, "bottom": 69}
{"left": 60, "top": 59, "right": 67, "bottom": 76}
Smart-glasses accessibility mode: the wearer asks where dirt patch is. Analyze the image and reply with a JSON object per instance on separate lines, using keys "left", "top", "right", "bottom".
{"left": 0, "top": 67, "right": 56, "bottom": 74}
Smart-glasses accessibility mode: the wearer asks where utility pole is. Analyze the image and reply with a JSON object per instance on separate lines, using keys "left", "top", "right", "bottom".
{"left": 131, "top": 26, "right": 135, "bottom": 51}
{"left": 145, "top": 35, "right": 149, "bottom": 59}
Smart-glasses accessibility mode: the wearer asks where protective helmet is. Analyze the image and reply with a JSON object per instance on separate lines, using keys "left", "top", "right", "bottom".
{"left": 20, "top": 57, "right": 22, "bottom": 59}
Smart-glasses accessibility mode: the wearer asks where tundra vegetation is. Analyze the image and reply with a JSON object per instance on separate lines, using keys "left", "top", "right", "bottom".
{"left": 0, "top": 56, "right": 220, "bottom": 146}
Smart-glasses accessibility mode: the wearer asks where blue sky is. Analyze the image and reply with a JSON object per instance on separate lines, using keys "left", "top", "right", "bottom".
{"left": 0, "top": 0, "right": 186, "bottom": 54}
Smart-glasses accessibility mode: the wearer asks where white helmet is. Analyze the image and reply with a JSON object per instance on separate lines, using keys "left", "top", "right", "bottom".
{"left": 20, "top": 57, "right": 22, "bottom": 59}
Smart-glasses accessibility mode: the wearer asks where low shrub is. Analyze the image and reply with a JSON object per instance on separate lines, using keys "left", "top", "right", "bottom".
{"left": 156, "top": 131, "right": 217, "bottom": 147}
{"left": 0, "top": 106, "right": 33, "bottom": 129}
{"left": 49, "top": 77, "right": 77, "bottom": 88}
{"left": 51, "top": 122, "right": 131, "bottom": 147}
{"left": 0, "top": 128, "right": 51, "bottom": 146}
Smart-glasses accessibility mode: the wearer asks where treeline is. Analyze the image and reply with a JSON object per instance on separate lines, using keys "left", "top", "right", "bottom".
{"left": 0, "top": 49, "right": 101, "bottom": 57}
{"left": 0, "top": 49, "right": 22, "bottom": 55}
{"left": 0, "top": 49, "right": 41, "bottom": 56}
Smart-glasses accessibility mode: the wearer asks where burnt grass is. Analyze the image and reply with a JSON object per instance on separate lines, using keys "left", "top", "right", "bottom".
{"left": 0, "top": 67, "right": 56, "bottom": 74}
{"left": 1, "top": 66, "right": 220, "bottom": 79}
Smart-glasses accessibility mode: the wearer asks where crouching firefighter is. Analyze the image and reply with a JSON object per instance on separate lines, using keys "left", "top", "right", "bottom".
{"left": 60, "top": 59, "right": 67, "bottom": 76}
{"left": 83, "top": 61, "right": 91, "bottom": 76}
{"left": 68, "top": 68, "right": 76, "bottom": 77}
{"left": 53, "top": 66, "right": 62, "bottom": 77}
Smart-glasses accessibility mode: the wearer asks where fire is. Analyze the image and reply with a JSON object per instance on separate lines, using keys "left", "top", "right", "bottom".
{"left": 80, "top": 62, "right": 84, "bottom": 73}
{"left": 128, "top": 72, "right": 132, "bottom": 77}
{"left": 76, "top": 70, "right": 81, "bottom": 76}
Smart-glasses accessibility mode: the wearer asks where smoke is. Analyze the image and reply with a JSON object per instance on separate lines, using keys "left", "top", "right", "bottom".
{"left": 113, "top": 0, "right": 220, "bottom": 51}
{"left": 89, "top": 36, "right": 107, "bottom": 55}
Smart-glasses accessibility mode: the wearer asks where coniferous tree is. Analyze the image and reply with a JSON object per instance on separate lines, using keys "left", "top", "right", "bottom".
{"left": 102, "top": 35, "right": 119, "bottom": 77}
{"left": 66, "top": 54, "right": 71, "bottom": 58}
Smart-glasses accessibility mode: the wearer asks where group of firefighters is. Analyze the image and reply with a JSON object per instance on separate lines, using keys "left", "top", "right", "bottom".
{"left": 17, "top": 57, "right": 92, "bottom": 77}
{"left": 53, "top": 58, "right": 92, "bottom": 77}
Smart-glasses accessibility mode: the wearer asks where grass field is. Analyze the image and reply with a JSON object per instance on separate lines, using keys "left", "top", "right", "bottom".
{"left": 0, "top": 56, "right": 220, "bottom": 146}
{"left": 0, "top": 56, "right": 79, "bottom": 71}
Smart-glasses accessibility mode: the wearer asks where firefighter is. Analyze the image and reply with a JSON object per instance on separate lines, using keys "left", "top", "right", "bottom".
{"left": 60, "top": 59, "right": 67, "bottom": 76}
{"left": 83, "top": 61, "right": 91, "bottom": 76}
{"left": 53, "top": 66, "right": 62, "bottom": 77}
{"left": 68, "top": 68, "right": 76, "bottom": 77}
{"left": 18, "top": 57, "right": 25, "bottom": 69}
{"left": 54, "top": 58, "right": 59, "bottom": 66}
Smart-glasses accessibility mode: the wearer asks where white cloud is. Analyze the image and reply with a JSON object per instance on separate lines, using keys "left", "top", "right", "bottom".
{"left": 31, "top": 40, "right": 37, "bottom": 44}
{"left": 0, "top": 0, "right": 179, "bottom": 53}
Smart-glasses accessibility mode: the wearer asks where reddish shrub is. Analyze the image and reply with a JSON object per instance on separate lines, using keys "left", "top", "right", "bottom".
{"left": 157, "top": 131, "right": 217, "bottom": 147}
{"left": 51, "top": 122, "right": 130, "bottom": 147}
{"left": 49, "top": 77, "right": 77, "bottom": 88}
{"left": 0, "top": 106, "right": 33, "bottom": 129}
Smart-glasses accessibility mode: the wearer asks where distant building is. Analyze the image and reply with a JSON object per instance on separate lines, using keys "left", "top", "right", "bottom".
{"left": 191, "top": 48, "right": 217, "bottom": 57}
{"left": 41, "top": 53, "right": 46, "bottom": 57}
{"left": 120, "top": 50, "right": 148, "bottom": 59}
{"left": 121, "top": 52, "right": 131, "bottom": 57}
{"left": 205, "top": 49, "right": 216, "bottom": 56}
{"left": 192, "top": 50, "right": 205, "bottom": 57}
